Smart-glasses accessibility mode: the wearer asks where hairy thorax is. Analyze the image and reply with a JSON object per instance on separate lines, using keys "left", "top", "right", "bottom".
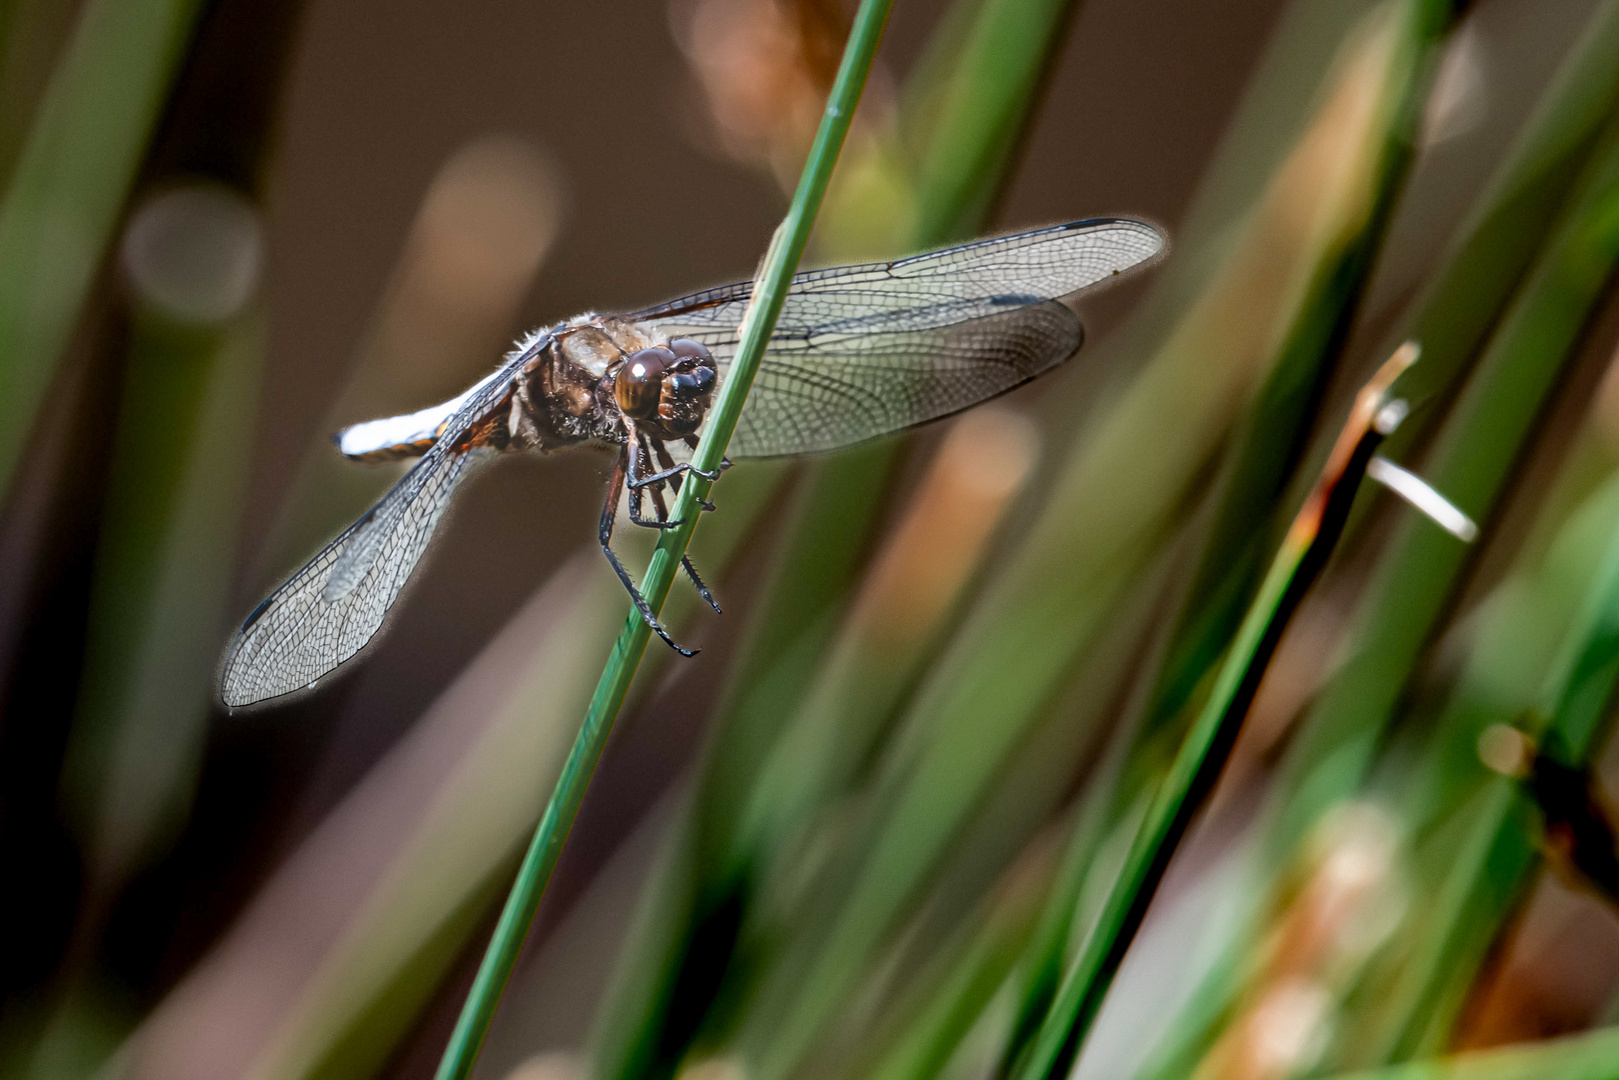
{"left": 507, "top": 315, "right": 716, "bottom": 451}
{"left": 508, "top": 316, "right": 650, "bottom": 450}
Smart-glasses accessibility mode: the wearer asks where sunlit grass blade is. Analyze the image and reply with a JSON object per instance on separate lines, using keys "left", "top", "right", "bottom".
{"left": 429, "top": 4, "right": 896, "bottom": 1077}
{"left": 1338, "top": 458, "right": 1619, "bottom": 1062}
{"left": 738, "top": 7, "right": 1446, "bottom": 1077}
{"left": 1273, "top": 0, "right": 1619, "bottom": 855}
{"left": 1013, "top": 347, "right": 1421, "bottom": 1080}
{"left": 0, "top": 0, "right": 207, "bottom": 503}
{"left": 592, "top": 1, "right": 1100, "bottom": 1073}
{"left": 1135, "top": 3, "right": 1619, "bottom": 1073}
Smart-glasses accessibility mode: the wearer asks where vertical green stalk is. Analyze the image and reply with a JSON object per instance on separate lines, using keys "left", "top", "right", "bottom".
{"left": 429, "top": 3, "right": 895, "bottom": 1077}
{"left": 593, "top": 3, "right": 1094, "bottom": 1074}
{"left": 1137, "top": 6, "right": 1619, "bottom": 1073}
{"left": 1273, "top": 0, "right": 1619, "bottom": 857}
{"left": 908, "top": 0, "right": 1079, "bottom": 239}
{"left": 1014, "top": 351, "right": 1422, "bottom": 1080}
{"left": 1353, "top": 473, "right": 1619, "bottom": 1062}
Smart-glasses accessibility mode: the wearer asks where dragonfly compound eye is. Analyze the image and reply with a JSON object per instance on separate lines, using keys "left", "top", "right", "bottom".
{"left": 668, "top": 338, "right": 712, "bottom": 363}
{"left": 668, "top": 364, "right": 714, "bottom": 400}
{"left": 616, "top": 347, "right": 675, "bottom": 419}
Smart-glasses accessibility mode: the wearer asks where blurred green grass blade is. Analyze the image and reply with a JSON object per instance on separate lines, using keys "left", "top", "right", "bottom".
{"left": 0, "top": 0, "right": 82, "bottom": 190}
{"left": 1136, "top": 5, "right": 1619, "bottom": 1073}
{"left": 1346, "top": 470, "right": 1619, "bottom": 1063}
{"left": 1382, "top": 0, "right": 1619, "bottom": 427}
{"left": 62, "top": 307, "right": 264, "bottom": 891}
{"left": 997, "top": 0, "right": 1450, "bottom": 1062}
{"left": 0, "top": 0, "right": 206, "bottom": 503}
{"left": 1323, "top": 1027, "right": 1619, "bottom": 1080}
{"left": 432, "top": 4, "right": 894, "bottom": 1077}
{"left": 1014, "top": 350, "right": 1415, "bottom": 1080}
{"left": 738, "top": 411, "right": 1039, "bottom": 873}
{"left": 907, "top": 0, "right": 1079, "bottom": 240}
{"left": 1271, "top": 86, "right": 1619, "bottom": 881}
{"left": 1274, "top": 0, "right": 1619, "bottom": 852}
{"left": 860, "top": 845, "right": 1055, "bottom": 1080}
{"left": 1004, "top": 0, "right": 1445, "bottom": 1049}
{"left": 593, "top": 1, "right": 1096, "bottom": 1073}
{"left": 735, "top": 7, "right": 1444, "bottom": 1076}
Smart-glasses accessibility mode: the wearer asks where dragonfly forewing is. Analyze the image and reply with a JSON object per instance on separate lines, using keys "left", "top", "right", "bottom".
{"left": 635, "top": 218, "right": 1161, "bottom": 457}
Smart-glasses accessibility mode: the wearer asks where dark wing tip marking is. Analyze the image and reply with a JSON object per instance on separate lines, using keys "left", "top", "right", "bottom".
{"left": 240, "top": 595, "right": 273, "bottom": 633}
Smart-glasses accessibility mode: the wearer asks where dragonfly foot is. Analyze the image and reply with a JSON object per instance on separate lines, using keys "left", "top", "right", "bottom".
{"left": 629, "top": 509, "right": 685, "bottom": 530}
{"left": 602, "top": 541, "right": 698, "bottom": 656}
{"left": 683, "top": 555, "right": 721, "bottom": 614}
{"left": 630, "top": 458, "right": 731, "bottom": 488}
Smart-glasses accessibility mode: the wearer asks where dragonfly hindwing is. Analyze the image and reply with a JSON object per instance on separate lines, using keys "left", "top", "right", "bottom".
{"left": 324, "top": 511, "right": 388, "bottom": 601}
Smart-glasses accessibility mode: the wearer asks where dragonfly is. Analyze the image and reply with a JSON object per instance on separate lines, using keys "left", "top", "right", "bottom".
{"left": 220, "top": 218, "right": 1164, "bottom": 706}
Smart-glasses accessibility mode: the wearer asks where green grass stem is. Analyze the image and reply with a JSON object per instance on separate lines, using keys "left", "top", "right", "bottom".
{"left": 1349, "top": 471, "right": 1619, "bottom": 1062}
{"left": 592, "top": 2, "right": 1096, "bottom": 1073}
{"left": 1013, "top": 349, "right": 1420, "bottom": 1080}
{"left": 429, "top": 4, "right": 894, "bottom": 1077}
{"left": 1137, "top": 4, "right": 1619, "bottom": 1072}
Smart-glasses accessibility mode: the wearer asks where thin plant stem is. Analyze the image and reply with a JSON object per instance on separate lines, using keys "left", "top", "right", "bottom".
{"left": 1014, "top": 344, "right": 1423, "bottom": 1080}
{"left": 429, "top": 2, "right": 895, "bottom": 1077}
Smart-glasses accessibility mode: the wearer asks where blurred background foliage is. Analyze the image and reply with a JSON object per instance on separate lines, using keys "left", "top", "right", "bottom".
{"left": 13, "top": 0, "right": 1619, "bottom": 1079}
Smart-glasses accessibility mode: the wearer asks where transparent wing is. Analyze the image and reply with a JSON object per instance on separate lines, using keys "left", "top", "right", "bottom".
{"left": 631, "top": 218, "right": 1162, "bottom": 456}
{"left": 727, "top": 301, "right": 1080, "bottom": 456}
{"left": 220, "top": 355, "right": 526, "bottom": 707}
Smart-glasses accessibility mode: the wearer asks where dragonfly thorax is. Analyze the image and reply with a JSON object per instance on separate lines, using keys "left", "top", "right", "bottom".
{"left": 506, "top": 317, "right": 717, "bottom": 451}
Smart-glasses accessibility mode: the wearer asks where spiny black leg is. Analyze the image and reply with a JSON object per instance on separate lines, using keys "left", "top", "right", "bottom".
{"left": 629, "top": 434, "right": 731, "bottom": 490}
{"left": 681, "top": 554, "right": 721, "bottom": 614}
{"left": 683, "top": 435, "right": 734, "bottom": 476}
{"left": 645, "top": 439, "right": 721, "bottom": 614}
{"left": 628, "top": 460, "right": 727, "bottom": 488}
{"left": 654, "top": 438, "right": 715, "bottom": 512}
{"left": 626, "top": 431, "right": 684, "bottom": 530}
{"left": 600, "top": 443, "right": 696, "bottom": 656}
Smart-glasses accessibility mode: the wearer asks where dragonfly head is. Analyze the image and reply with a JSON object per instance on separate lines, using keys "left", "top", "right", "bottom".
{"left": 613, "top": 338, "right": 716, "bottom": 439}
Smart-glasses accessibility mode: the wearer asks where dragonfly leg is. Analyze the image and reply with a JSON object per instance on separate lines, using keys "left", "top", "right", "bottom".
{"left": 601, "top": 443, "right": 697, "bottom": 656}
{"left": 684, "top": 435, "right": 734, "bottom": 478}
{"left": 626, "top": 431, "right": 684, "bottom": 530}
{"left": 625, "top": 436, "right": 731, "bottom": 489}
{"left": 628, "top": 460, "right": 726, "bottom": 489}
{"left": 681, "top": 554, "right": 721, "bottom": 614}
{"left": 654, "top": 438, "right": 715, "bottom": 512}
{"left": 646, "top": 438, "right": 721, "bottom": 613}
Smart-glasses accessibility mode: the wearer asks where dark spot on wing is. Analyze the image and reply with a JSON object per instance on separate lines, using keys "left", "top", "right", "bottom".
{"left": 241, "top": 595, "right": 273, "bottom": 632}
{"left": 987, "top": 293, "right": 1042, "bottom": 308}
